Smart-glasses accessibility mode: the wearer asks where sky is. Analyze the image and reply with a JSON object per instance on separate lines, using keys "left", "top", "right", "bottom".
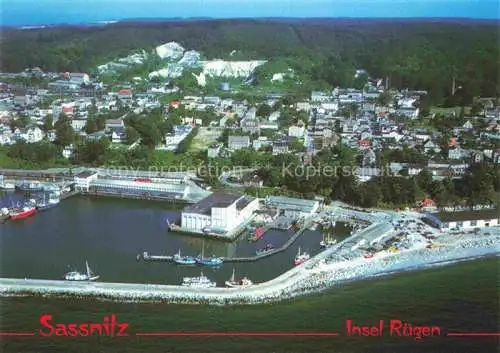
{"left": 1, "top": 0, "right": 499, "bottom": 26}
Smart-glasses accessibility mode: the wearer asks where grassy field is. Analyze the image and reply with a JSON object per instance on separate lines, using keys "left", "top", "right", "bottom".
{"left": 430, "top": 106, "right": 471, "bottom": 116}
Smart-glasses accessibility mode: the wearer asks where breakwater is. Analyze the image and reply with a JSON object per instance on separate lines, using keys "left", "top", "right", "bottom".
{"left": 1, "top": 232, "right": 497, "bottom": 305}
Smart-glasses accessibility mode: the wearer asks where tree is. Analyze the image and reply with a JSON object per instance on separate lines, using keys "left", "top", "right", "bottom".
{"left": 125, "top": 126, "right": 140, "bottom": 145}
{"left": 85, "top": 117, "right": 98, "bottom": 134}
{"left": 256, "top": 104, "right": 272, "bottom": 118}
{"left": 54, "top": 115, "right": 74, "bottom": 147}
{"left": 377, "top": 91, "right": 393, "bottom": 106}
{"left": 42, "top": 115, "right": 53, "bottom": 132}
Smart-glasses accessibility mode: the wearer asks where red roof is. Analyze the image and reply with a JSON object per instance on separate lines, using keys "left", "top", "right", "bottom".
{"left": 170, "top": 100, "right": 180, "bottom": 107}
{"left": 62, "top": 106, "right": 73, "bottom": 113}
{"left": 358, "top": 139, "right": 371, "bottom": 146}
{"left": 449, "top": 137, "right": 458, "bottom": 147}
{"left": 118, "top": 89, "right": 132, "bottom": 95}
{"left": 420, "top": 198, "right": 436, "bottom": 207}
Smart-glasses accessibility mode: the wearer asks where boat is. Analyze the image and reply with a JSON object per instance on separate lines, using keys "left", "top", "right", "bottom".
{"left": 9, "top": 201, "right": 37, "bottom": 221}
{"left": 294, "top": 247, "right": 310, "bottom": 265}
{"left": 15, "top": 181, "right": 45, "bottom": 192}
{"left": 172, "top": 249, "right": 197, "bottom": 265}
{"left": 195, "top": 241, "right": 224, "bottom": 267}
{"left": 248, "top": 226, "right": 265, "bottom": 242}
{"left": 0, "top": 182, "right": 15, "bottom": 190}
{"left": 225, "top": 268, "right": 253, "bottom": 288}
{"left": 64, "top": 261, "right": 100, "bottom": 281}
{"left": 256, "top": 242, "right": 274, "bottom": 255}
{"left": 181, "top": 272, "right": 216, "bottom": 288}
{"left": 364, "top": 252, "right": 375, "bottom": 259}
{"left": 36, "top": 193, "right": 60, "bottom": 211}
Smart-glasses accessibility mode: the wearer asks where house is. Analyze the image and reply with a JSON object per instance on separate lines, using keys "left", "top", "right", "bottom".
{"left": 423, "top": 140, "right": 441, "bottom": 154}
{"left": 463, "top": 120, "right": 473, "bottom": 131}
{"left": 110, "top": 127, "right": 127, "bottom": 144}
{"left": 272, "top": 141, "right": 289, "bottom": 155}
{"left": 66, "top": 72, "right": 90, "bottom": 85}
{"left": 268, "top": 111, "right": 280, "bottom": 122}
{"left": 105, "top": 119, "right": 125, "bottom": 131}
{"left": 15, "top": 126, "right": 44, "bottom": 143}
{"left": 296, "top": 102, "right": 311, "bottom": 112}
{"left": 207, "top": 143, "right": 223, "bottom": 158}
{"left": 396, "top": 107, "right": 420, "bottom": 119}
{"left": 362, "top": 149, "right": 377, "bottom": 167}
{"left": 448, "top": 147, "right": 467, "bottom": 160}
{"left": 417, "top": 198, "right": 437, "bottom": 213}
{"left": 240, "top": 116, "right": 260, "bottom": 134}
{"left": 118, "top": 89, "right": 133, "bottom": 100}
{"left": 358, "top": 139, "right": 371, "bottom": 150}
{"left": 62, "top": 144, "right": 75, "bottom": 159}
{"left": 288, "top": 124, "right": 306, "bottom": 138}
{"left": 253, "top": 136, "right": 271, "bottom": 150}
{"left": 228, "top": 135, "right": 250, "bottom": 151}
{"left": 311, "top": 91, "right": 331, "bottom": 102}
{"left": 71, "top": 119, "right": 87, "bottom": 132}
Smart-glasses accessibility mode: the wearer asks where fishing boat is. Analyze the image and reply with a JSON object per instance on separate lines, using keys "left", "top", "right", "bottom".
{"left": 64, "top": 261, "right": 100, "bottom": 281}
{"left": 294, "top": 247, "right": 310, "bottom": 265}
{"left": 256, "top": 242, "right": 274, "bottom": 255}
{"left": 181, "top": 272, "right": 216, "bottom": 288}
{"left": 195, "top": 241, "right": 224, "bottom": 267}
{"left": 36, "top": 193, "right": 60, "bottom": 211}
{"left": 225, "top": 268, "right": 253, "bottom": 288}
{"left": 9, "top": 200, "right": 37, "bottom": 221}
{"left": 172, "top": 249, "right": 196, "bottom": 265}
{"left": 248, "top": 226, "right": 265, "bottom": 242}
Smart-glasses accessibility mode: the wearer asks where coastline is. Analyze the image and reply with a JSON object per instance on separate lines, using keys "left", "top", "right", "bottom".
{"left": 0, "top": 230, "right": 497, "bottom": 305}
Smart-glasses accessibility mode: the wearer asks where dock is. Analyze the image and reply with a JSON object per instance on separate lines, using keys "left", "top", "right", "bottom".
{"left": 139, "top": 217, "right": 313, "bottom": 263}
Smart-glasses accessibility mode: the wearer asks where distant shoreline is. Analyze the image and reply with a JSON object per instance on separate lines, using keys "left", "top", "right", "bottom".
{"left": 2, "top": 17, "right": 499, "bottom": 30}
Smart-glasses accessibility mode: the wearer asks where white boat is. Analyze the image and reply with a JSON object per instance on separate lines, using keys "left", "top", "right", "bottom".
{"left": 225, "top": 268, "right": 253, "bottom": 288}
{"left": 181, "top": 272, "right": 216, "bottom": 288}
{"left": 0, "top": 183, "right": 15, "bottom": 190}
{"left": 64, "top": 261, "right": 100, "bottom": 281}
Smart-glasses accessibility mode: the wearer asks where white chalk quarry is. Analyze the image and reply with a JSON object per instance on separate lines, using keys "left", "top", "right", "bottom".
{"left": 156, "top": 42, "right": 185, "bottom": 60}
{"left": 201, "top": 60, "right": 267, "bottom": 78}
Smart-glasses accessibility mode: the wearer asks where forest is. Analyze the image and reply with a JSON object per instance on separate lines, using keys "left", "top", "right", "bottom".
{"left": 1, "top": 19, "right": 499, "bottom": 105}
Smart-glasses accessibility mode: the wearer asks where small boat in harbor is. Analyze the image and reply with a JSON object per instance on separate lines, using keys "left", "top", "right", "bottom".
{"left": 195, "top": 241, "right": 224, "bottom": 267}
{"left": 256, "top": 242, "right": 274, "bottom": 255}
{"left": 36, "top": 193, "right": 60, "bottom": 211}
{"left": 172, "top": 249, "right": 196, "bottom": 265}
{"left": 225, "top": 268, "right": 253, "bottom": 288}
{"left": 248, "top": 226, "right": 265, "bottom": 242}
{"left": 181, "top": 272, "right": 216, "bottom": 288}
{"left": 294, "top": 247, "right": 310, "bottom": 266}
{"left": 64, "top": 261, "right": 100, "bottom": 281}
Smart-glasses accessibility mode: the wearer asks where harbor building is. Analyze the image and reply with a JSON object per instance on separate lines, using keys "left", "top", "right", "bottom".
{"left": 423, "top": 209, "right": 499, "bottom": 230}
{"left": 74, "top": 171, "right": 99, "bottom": 192}
{"left": 264, "top": 196, "right": 320, "bottom": 218}
{"left": 181, "top": 191, "right": 259, "bottom": 234}
{"left": 74, "top": 170, "right": 210, "bottom": 203}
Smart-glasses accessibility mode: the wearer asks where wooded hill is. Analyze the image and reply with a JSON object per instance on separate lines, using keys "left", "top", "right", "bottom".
{"left": 1, "top": 19, "right": 499, "bottom": 105}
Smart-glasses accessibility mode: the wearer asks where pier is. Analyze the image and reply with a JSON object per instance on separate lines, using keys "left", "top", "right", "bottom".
{"left": 139, "top": 218, "right": 314, "bottom": 263}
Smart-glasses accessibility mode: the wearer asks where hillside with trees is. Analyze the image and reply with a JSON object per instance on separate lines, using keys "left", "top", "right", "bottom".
{"left": 1, "top": 19, "right": 498, "bottom": 105}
